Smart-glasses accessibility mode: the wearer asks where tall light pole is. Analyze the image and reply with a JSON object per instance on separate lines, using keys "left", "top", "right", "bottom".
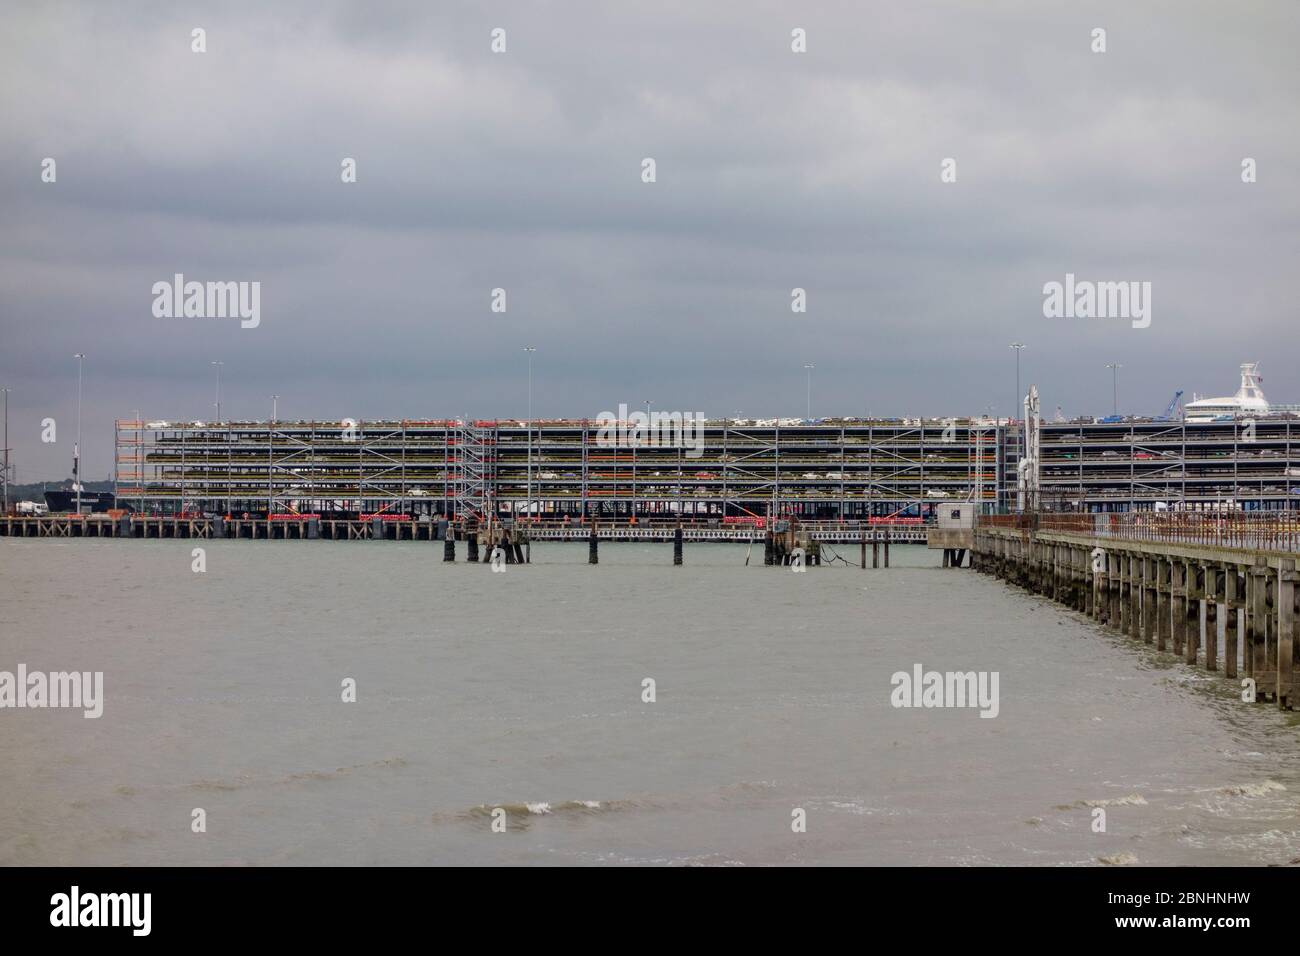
{"left": 803, "top": 364, "right": 815, "bottom": 420}
{"left": 1106, "top": 363, "right": 1122, "bottom": 416}
{"left": 0, "top": 387, "right": 8, "bottom": 515}
{"left": 211, "top": 361, "right": 223, "bottom": 422}
{"left": 74, "top": 353, "right": 85, "bottom": 513}
{"left": 271, "top": 395, "right": 279, "bottom": 422}
{"left": 523, "top": 347, "right": 535, "bottom": 524}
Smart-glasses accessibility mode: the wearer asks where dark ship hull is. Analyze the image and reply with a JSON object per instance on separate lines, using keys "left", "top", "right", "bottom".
{"left": 43, "top": 490, "right": 121, "bottom": 514}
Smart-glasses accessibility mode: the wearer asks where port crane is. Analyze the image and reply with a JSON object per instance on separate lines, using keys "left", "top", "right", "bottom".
{"left": 1156, "top": 390, "right": 1184, "bottom": 421}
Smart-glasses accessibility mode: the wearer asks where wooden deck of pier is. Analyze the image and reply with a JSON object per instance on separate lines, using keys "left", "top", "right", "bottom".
{"left": 973, "top": 513, "right": 1300, "bottom": 709}
{"left": 0, "top": 514, "right": 929, "bottom": 544}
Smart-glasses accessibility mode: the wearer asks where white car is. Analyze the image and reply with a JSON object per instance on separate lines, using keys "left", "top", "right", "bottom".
{"left": 801, "top": 472, "right": 820, "bottom": 479}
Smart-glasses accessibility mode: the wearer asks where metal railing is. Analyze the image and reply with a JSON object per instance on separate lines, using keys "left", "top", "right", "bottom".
{"left": 979, "top": 511, "right": 1300, "bottom": 554}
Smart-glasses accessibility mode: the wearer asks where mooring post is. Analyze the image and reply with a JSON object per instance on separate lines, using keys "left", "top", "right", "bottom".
{"left": 1278, "top": 559, "right": 1297, "bottom": 710}
{"left": 588, "top": 523, "right": 599, "bottom": 565}
{"left": 466, "top": 522, "right": 479, "bottom": 563}
{"left": 860, "top": 532, "right": 866, "bottom": 570}
{"left": 673, "top": 523, "right": 683, "bottom": 566}
{"left": 443, "top": 527, "right": 455, "bottom": 562}
{"left": 872, "top": 531, "right": 879, "bottom": 569}
{"left": 883, "top": 526, "right": 890, "bottom": 568}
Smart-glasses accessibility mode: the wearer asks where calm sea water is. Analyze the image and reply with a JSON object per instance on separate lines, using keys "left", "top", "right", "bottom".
{"left": 2, "top": 537, "right": 1299, "bottom": 866}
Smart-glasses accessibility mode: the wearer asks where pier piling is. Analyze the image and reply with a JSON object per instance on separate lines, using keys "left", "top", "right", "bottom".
{"left": 974, "top": 515, "right": 1300, "bottom": 713}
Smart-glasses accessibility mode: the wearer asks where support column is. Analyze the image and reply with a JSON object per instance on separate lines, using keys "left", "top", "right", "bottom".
{"left": 1185, "top": 561, "right": 1202, "bottom": 665}
{"left": 1093, "top": 549, "right": 1107, "bottom": 622}
{"left": 1278, "top": 559, "right": 1296, "bottom": 711}
{"left": 1224, "top": 566, "right": 1240, "bottom": 680}
{"left": 1127, "top": 554, "right": 1142, "bottom": 640}
{"left": 1109, "top": 553, "right": 1122, "bottom": 629}
{"left": 1081, "top": 548, "right": 1092, "bottom": 616}
{"left": 1249, "top": 560, "right": 1270, "bottom": 694}
{"left": 1142, "top": 556, "right": 1157, "bottom": 645}
{"left": 1156, "top": 557, "right": 1171, "bottom": 652}
{"left": 1205, "top": 565, "right": 1220, "bottom": 672}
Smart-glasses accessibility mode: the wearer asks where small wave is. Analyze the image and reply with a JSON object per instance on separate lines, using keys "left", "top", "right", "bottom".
{"left": 468, "top": 799, "right": 615, "bottom": 818}
{"left": 1217, "top": 780, "right": 1285, "bottom": 798}
{"left": 441, "top": 798, "right": 641, "bottom": 828}
{"left": 1098, "top": 852, "right": 1138, "bottom": 866}
{"left": 1057, "top": 793, "right": 1148, "bottom": 810}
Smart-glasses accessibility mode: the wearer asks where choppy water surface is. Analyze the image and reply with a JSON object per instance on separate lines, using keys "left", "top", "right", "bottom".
{"left": 2, "top": 538, "right": 1299, "bottom": 866}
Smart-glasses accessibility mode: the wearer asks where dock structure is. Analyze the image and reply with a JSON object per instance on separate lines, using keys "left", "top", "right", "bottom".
{"left": 103, "top": 413, "right": 1300, "bottom": 525}
{"left": 111, "top": 417, "right": 1001, "bottom": 523}
{"left": 0, "top": 513, "right": 930, "bottom": 544}
{"left": 973, "top": 512, "right": 1300, "bottom": 708}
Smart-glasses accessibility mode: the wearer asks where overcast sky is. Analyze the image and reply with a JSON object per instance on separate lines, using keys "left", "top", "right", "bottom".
{"left": 2, "top": 0, "right": 1297, "bottom": 482}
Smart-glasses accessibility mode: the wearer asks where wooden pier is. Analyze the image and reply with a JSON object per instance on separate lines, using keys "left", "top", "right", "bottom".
{"left": 0, "top": 514, "right": 929, "bottom": 544}
{"left": 973, "top": 513, "right": 1300, "bottom": 708}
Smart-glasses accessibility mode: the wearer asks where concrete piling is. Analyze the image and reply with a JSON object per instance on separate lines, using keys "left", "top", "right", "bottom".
{"left": 1279, "top": 559, "right": 1296, "bottom": 709}
{"left": 1228, "top": 567, "right": 1243, "bottom": 679}
{"left": 1206, "top": 566, "right": 1220, "bottom": 672}
{"left": 1250, "top": 560, "right": 1269, "bottom": 687}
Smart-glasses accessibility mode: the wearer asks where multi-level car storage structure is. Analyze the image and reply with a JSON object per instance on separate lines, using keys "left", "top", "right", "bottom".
{"left": 114, "top": 418, "right": 1001, "bottom": 521}
{"left": 113, "top": 413, "right": 1300, "bottom": 520}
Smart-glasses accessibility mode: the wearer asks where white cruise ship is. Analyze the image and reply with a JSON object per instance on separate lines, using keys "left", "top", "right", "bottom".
{"left": 1184, "top": 363, "right": 1271, "bottom": 422}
